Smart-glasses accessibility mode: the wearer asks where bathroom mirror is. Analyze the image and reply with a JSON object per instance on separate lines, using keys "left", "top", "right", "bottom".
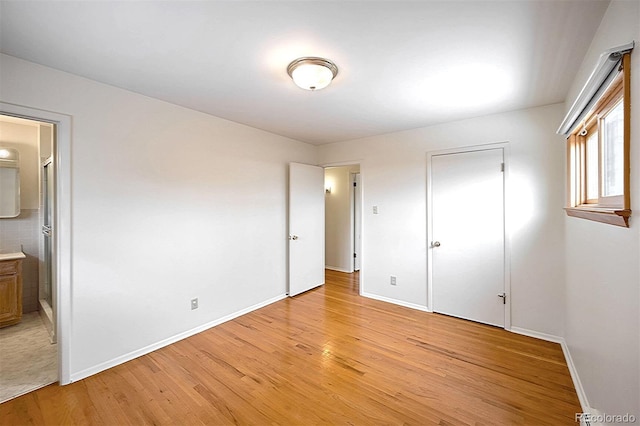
{"left": 0, "top": 147, "right": 20, "bottom": 218}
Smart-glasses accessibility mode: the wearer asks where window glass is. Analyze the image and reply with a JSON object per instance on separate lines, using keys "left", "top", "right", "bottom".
{"left": 601, "top": 100, "right": 624, "bottom": 197}
{"left": 586, "top": 130, "right": 599, "bottom": 201}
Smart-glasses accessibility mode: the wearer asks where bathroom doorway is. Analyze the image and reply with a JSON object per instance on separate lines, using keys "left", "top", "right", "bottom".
{"left": 0, "top": 114, "right": 58, "bottom": 402}
{"left": 324, "top": 163, "right": 362, "bottom": 293}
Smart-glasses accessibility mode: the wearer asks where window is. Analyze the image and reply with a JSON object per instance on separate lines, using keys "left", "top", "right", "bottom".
{"left": 565, "top": 52, "right": 631, "bottom": 227}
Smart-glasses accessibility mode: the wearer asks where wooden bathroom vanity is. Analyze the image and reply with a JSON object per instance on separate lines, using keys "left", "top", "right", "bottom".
{"left": 0, "top": 252, "right": 25, "bottom": 328}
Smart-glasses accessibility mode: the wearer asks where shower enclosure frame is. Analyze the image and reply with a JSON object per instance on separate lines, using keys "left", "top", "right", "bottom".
{"left": 39, "top": 156, "right": 56, "bottom": 343}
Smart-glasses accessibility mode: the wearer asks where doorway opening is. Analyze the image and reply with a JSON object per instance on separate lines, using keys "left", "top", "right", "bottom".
{"left": 0, "top": 101, "right": 72, "bottom": 392}
{"left": 0, "top": 114, "right": 57, "bottom": 402}
{"left": 324, "top": 164, "right": 362, "bottom": 293}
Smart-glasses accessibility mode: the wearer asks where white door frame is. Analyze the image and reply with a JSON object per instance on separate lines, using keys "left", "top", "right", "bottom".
{"left": 426, "top": 142, "right": 511, "bottom": 330}
{"left": 1, "top": 102, "right": 72, "bottom": 384}
{"left": 352, "top": 172, "right": 361, "bottom": 272}
{"left": 321, "top": 160, "right": 363, "bottom": 295}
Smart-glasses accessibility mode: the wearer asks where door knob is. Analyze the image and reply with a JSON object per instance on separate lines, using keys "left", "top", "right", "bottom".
{"left": 432, "top": 241, "right": 441, "bottom": 247}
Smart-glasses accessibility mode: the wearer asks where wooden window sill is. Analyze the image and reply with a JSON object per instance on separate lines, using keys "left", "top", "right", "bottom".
{"left": 565, "top": 206, "right": 631, "bottom": 227}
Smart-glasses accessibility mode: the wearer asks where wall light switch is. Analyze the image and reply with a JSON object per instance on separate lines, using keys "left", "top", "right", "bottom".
{"left": 373, "top": 206, "right": 379, "bottom": 214}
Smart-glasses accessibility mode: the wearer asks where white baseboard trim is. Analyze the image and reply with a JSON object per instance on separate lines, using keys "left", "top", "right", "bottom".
{"left": 509, "top": 326, "right": 564, "bottom": 343}
{"left": 510, "top": 327, "right": 591, "bottom": 414}
{"left": 560, "top": 339, "right": 593, "bottom": 417}
{"left": 325, "top": 265, "right": 354, "bottom": 273}
{"left": 361, "top": 291, "right": 431, "bottom": 313}
{"left": 70, "top": 293, "right": 287, "bottom": 383}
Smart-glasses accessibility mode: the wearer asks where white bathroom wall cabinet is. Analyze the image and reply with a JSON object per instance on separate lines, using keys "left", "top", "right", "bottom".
{"left": 0, "top": 147, "right": 21, "bottom": 218}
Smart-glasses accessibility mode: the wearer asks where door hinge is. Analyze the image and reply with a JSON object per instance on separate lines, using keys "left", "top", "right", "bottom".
{"left": 354, "top": 181, "right": 357, "bottom": 187}
{"left": 354, "top": 253, "right": 357, "bottom": 258}
{"left": 500, "top": 162, "right": 505, "bottom": 172}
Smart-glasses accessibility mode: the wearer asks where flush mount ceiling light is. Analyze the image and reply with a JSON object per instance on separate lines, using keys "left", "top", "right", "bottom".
{"left": 287, "top": 57, "right": 338, "bottom": 91}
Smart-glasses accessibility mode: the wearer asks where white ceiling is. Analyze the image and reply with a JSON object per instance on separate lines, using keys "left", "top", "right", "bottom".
{"left": 0, "top": 1, "right": 609, "bottom": 145}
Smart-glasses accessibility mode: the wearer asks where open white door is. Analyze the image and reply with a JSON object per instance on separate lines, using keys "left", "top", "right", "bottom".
{"left": 430, "top": 148, "right": 505, "bottom": 327}
{"left": 289, "top": 163, "right": 325, "bottom": 296}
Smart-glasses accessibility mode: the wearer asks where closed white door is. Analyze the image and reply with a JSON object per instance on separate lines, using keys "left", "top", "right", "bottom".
{"left": 430, "top": 148, "right": 505, "bottom": 327}
{"left": 289, "top": 163, "right": 325, "bottom": 296}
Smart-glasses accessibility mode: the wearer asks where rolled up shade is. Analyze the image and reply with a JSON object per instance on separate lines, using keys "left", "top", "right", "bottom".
{"left": 557, "top": 41, "right": 634, "bottom": 137}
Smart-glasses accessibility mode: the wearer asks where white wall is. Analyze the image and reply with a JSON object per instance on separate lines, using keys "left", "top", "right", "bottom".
{"left": 325, "top": 165, "right": 359, "bottom": 272}
{"left": 0, "top": 54, "right": 317, "bottom": 378}
{"left": 319, "top": 103, "right": 567, "bottom": 336}
{"left": 0, "top": 121, "right": 39, "bottom": 210}
{"left": 563, "top": 0, "right": 640, "bottom": 416}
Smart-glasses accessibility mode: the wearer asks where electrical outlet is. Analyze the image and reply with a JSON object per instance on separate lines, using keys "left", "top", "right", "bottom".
{"left": 191, "top": 298, "right": 198, "bottom": 310}
{"left": 390, "top": 276, "right": 397, "bottom": 286}
{"left": 373, "top": 205, "right": 379, "bottom": 214}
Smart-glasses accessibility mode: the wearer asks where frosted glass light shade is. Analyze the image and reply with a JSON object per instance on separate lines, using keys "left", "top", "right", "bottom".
{"left": 291, "top": 63, "right": 333, "bottom": 90}
{"left": 0, "top": 148, "right": 18, "bottom": 161}
{"left": 287, "top": 57, "right": 338, "bottom": 91}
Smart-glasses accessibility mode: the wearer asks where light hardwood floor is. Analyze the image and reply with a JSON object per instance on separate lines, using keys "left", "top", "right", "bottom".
{"left": 0, "top": 270, "right": 581, "bottom": 425}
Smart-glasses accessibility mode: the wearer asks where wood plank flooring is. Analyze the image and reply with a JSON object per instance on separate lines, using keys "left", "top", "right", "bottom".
{"left": 0, "top": 270, "right": 581, "bottom": 425}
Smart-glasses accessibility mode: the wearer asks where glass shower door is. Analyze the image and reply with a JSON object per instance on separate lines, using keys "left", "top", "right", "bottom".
{"left": 41, "top": 158, "right": 55, "bottom": 342}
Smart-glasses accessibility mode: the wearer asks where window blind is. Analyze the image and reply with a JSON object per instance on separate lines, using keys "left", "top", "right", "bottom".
{"left": 557, "top": 41, "right": 634, "bottom": 137}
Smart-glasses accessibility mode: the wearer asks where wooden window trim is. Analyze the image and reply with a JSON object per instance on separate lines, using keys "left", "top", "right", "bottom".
{"left": 582, "top": 119, "right": 598, "bottom": 204}
{"left": 564, "top": 206, "right": 631, "bottom": 227}
{"left": 565, "top": 53, "right": 631, "bottom": 227}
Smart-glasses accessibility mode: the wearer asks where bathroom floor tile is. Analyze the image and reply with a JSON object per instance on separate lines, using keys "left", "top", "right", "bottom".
{"left": 0, "top": 312, "right": 57, "bottom": 403}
